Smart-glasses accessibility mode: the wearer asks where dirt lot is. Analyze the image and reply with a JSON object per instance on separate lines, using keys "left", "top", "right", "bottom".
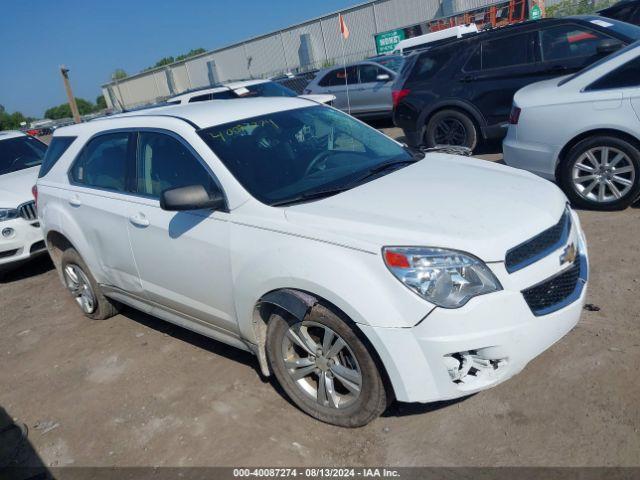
{"left": 1, "top": 129, "right": 639, "bottom": 468}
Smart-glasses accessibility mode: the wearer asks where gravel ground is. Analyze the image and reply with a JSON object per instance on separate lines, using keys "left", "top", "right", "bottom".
{"left": 0, "top": 129, "right": 638, "bottom": 468}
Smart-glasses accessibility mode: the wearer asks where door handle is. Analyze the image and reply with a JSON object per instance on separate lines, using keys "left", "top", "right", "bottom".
{"left": 69, "top": 195, "right": 82, "bottom": 207}
{"left": 460, "top": 75, "right": 476, "bottom": 83}
{"left": 129, "top": 213, "right": 150, "bottom": 228}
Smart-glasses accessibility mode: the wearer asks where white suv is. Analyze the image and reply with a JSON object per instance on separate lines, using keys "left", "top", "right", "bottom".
{"left": 166, "top": 79, "right": 334, "bottom": 106}
{"left": 37, "top": 98, "right": 588, "bottom": 426}
{"left": 0, "top": 131, "right": 49, "bottom": 271}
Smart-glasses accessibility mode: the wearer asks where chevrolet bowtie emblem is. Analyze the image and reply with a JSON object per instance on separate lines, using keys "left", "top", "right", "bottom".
{"left": 560, "top": 243, "right": 577, "bottom": 266}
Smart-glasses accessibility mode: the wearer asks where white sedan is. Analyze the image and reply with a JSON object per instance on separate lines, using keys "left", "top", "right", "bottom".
{"left": 0, "top": 131, "right": 49, "bottom": 272}
{"left": 504, "top": 42, "right": 640, "bottom": 210}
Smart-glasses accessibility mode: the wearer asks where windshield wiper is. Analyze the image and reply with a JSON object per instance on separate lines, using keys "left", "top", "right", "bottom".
{"left": 271, "top": 157, "right": 419, "bottom": 207}
{"left": 270, "top": 186, "right": 352, "bottom": 207}
{"left": 349, "top": 158, "right": 419, "bottom": 186}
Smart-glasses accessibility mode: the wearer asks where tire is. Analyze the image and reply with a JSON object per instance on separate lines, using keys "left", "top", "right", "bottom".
{"left": 266, "top": 304, "right": 389, "bottom": 427}
{"left": 60, "top": 248, "right": 120, "bottom": 320}
{"left": 424, "top": 109, "right": 478, "bottom": 150}
{"left": 559, "top": 135, "right": 640, "bottom": 211}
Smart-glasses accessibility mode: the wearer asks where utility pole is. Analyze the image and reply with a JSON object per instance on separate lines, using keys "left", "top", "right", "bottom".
{"left": 60, "top": 65, "right": 81, "bottom": 124}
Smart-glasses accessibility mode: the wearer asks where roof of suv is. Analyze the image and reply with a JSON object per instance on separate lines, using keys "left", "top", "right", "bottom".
{"left": 167, "top": 79, "right": 273, "bottom": 103}
{"left": 58, "top": 97, "right": 318, "bottom": 135}
{"left": 0, "top": 130, "right": 26, "bottom": 141}
{"left": 406, "top": 15, "right": 634, "bottom": 55}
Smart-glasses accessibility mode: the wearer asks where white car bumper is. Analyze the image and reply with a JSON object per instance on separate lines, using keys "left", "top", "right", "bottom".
{"left": 360, "top": 212, "right": 588, "bottom": 403}
{"left": 503, "top": 127, "right": 560, "bottom": 180}
{"left": 0, "top": 217, "right": 46, "bottom": 268}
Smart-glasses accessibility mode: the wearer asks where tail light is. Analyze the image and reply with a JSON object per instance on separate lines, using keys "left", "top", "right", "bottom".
{"left": 392, "top": 89, "right": 411, "bottom": 108}
{"left": 32, "top": 185, "right": 38, "bottom": 208}
{"left": 509, "top": 106, "right": 521, "bottom": 125}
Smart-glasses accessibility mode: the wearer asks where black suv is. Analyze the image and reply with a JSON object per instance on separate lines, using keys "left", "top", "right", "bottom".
{"left": 393, "top": 16, "right": 640, "bottom": 150}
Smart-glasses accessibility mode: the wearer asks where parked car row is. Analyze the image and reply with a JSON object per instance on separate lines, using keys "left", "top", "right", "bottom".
{"left": 392, "top": 15, "right": 640, "bottom": 150}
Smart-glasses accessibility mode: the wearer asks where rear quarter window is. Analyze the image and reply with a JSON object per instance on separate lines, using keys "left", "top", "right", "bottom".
{"left": 38, "top": 136, "right": 76, "bottom": 178}
{"left": 407, "top": 47, "right": 453, "bottom": 83}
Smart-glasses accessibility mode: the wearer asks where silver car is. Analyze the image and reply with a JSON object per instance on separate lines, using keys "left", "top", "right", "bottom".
{"left": 304, "top": 56, "right": 404, "bottom": 118}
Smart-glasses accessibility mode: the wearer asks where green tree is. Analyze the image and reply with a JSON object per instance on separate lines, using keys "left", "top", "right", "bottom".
{"left": 0, "top": 108, "right": 29, "bottom": 130}
{"left": 112, "top": 68, "right": 128, "bottom": 80}
{"left": 96, "top": 94, "right": 107, "bottom": 110}
{"left": 44, "top": 98, "right": 97, "bottom": 120}
{"left": 144, "top": 48, "right": 207, "bottom": 71}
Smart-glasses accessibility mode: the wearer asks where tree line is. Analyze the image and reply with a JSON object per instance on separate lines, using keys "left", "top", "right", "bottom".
{"left": 0, "top": 104, "right": 32, "bottom": 130}
{"left": 43, "top": 95, "right": 107, "bottom": 120}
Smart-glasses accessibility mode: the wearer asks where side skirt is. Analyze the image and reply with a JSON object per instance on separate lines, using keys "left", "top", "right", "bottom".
{"left": 100, "top": 284, "right": 257, "bottom": 355}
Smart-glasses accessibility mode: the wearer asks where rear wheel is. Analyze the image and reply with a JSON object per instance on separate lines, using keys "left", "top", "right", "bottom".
{"left": 266, "top": 304, "right": 388, "bottom": 427}
{"left": 424, "top": 109, "right": 478, "bottom": 150}
{"left": 559, "top": 135, "right": 640, "bottom": 210}
{"left": 60, "top": 248, "right": 120, "bottom": 320}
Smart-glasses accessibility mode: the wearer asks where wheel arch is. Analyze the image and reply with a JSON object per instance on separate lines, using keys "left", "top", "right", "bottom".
{"left": 252, "top": 288, "right": 394, "bottom": 399}
{"left": 555, "top": 128, "right": 640, "bottom": 182}
{"left": 419, "top": 100, "right": 487, "bottom": 139}
{"left": 46, "top": 230, "right": 76, "bottom": 269}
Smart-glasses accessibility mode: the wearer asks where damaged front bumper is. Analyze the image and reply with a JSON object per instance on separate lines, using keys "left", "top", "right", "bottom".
{"left": 359, "top": 282, "right": 586, "bottom": 403}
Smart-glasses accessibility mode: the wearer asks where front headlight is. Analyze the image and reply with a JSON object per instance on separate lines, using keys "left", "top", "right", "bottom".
{"left": 0, "top": 208, "right": 19, "bottom": 222}
{"left": 383, "top": 247, "right": 502, "bottom": 308}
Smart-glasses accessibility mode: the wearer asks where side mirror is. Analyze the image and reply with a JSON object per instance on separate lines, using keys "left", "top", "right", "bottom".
{"left": 596, "top": 38, "right": 623, "bottom": 56}
{"left": 376, "top": 73, "right": 391, "bottom": 82}
{"left": 160, "top": 184, "right": 225, "bottom": 212}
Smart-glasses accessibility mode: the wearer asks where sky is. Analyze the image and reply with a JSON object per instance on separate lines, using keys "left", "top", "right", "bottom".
{"left": 0, "top": 0, "right": 362, "bottom": 118}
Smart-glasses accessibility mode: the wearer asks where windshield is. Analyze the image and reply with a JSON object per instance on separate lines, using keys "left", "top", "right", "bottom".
{"left": 0, "top": 135, "right": 47, "bottom": 175}
{"left": 374, "top": 55, "right": 404, "bottom": 72}
{"left": 199, "top": 106, "right": 413, "bottom": 206}
{"left": 558, "top": 40, "right": 640, "bottom": 86}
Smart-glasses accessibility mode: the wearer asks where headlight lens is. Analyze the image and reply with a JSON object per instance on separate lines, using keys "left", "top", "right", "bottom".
{"left": 0, "top": 208, "right": 19, "bottom": 222}
{"left": 383, "top": 247, "right": 502, "bottom": 308}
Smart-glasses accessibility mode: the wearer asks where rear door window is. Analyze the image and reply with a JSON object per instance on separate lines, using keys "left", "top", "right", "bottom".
{"left": 481, "top": 32, "right": 535, "bottom": 69}
{"left": 539, "top": 25, "right": 611, "bottom": 62}
{"left": 38, "top": 136, "right": 76, "bottom": 178}
{"left": 407, "top": 47, "right": 453, "bottom": 82}
{"left": 70, "top": 132, "right": 129, "bottom": 192}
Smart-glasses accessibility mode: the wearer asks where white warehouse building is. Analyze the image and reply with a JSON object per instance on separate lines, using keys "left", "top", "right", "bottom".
{"left": 101, "top": 0, "right": 533, "bottom": 109}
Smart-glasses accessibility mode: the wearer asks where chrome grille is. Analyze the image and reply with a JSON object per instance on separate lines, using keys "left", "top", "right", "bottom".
{"left": 18, "top": 200, "right": 37, "bottom": 221}
{"left": 505, "top": 208, "right": 571, "bottom": 273}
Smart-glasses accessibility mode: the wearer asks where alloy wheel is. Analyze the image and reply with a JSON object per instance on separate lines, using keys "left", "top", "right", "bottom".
{"left": 572, "top": 146, "right": 636, "bottom": 203}
{"left": 63, "top": 264, "right": 96, "bottom": 314}
{"left": 433, "top": 117, "right": 468, "bottom": 146}
{"left": 281, "top": 321, "right": 362, "bottom": 409}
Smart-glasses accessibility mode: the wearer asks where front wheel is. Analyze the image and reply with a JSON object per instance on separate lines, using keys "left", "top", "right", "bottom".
{"left": 559, "top": 136, "right": 640, "bottom": 210}
{"left": 266, "top": 304, "right": 389, "bottom": 427}
{"left": 424, "top": 109, "right": 478, "bottom": 150}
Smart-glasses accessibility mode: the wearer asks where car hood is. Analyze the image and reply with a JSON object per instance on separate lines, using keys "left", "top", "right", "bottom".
{"left": 284, "top": 155, "right": 567, "bottom": 262}
{"left": 0, "top": 166, "right": 38, "bottom": 208}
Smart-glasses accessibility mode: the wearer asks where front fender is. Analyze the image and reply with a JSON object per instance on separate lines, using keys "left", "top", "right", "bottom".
{"left": 230, "top": 222, "right": 431, "bottom": 343}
